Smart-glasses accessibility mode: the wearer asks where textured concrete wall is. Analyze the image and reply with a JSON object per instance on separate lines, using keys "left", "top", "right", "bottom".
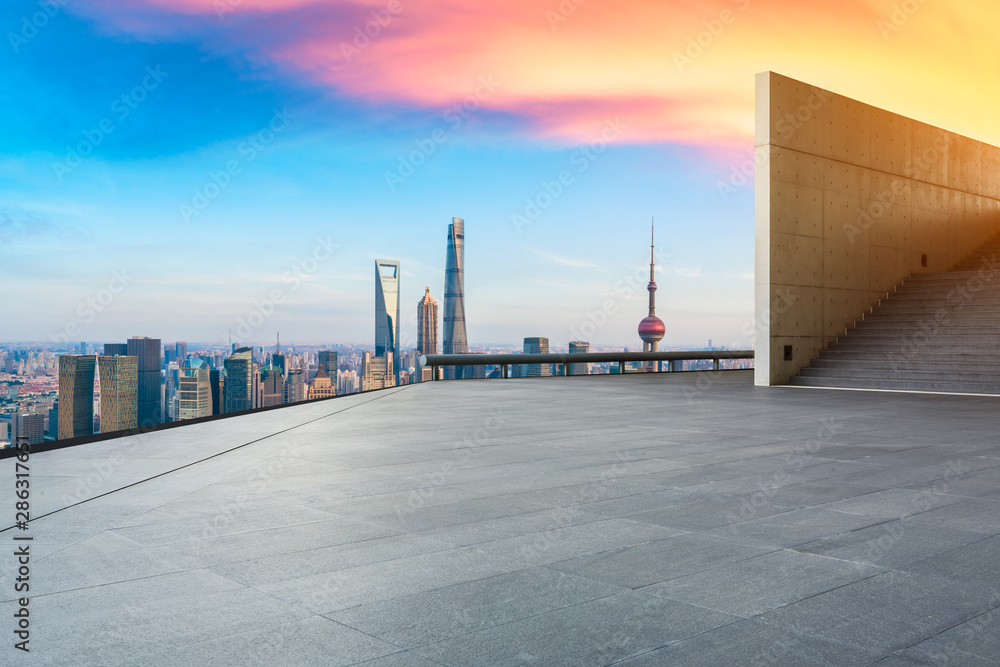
{"left": 755, "top": 72, "right": 1000, "bottom": 385}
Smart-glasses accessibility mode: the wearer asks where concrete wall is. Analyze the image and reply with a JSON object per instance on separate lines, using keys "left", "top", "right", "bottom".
{"left": 755, "top": 72, "right": 1000, "bottom": 385}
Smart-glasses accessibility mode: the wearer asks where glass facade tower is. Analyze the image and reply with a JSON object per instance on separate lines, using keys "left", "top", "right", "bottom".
{"left": 443, "top": 217, "right": 469, "bottom": 379}
{"left": 375, "top": 259, "right": 401, "bottom": 384}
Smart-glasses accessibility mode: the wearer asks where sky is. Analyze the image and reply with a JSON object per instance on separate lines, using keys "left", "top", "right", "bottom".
{"left": 3, "top": 0, "right": 1000, "bottom": 349}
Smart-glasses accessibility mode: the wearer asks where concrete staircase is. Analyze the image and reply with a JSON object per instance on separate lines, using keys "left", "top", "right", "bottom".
{"left": 790, "top": 234, "right": 1000, "bottom": 393}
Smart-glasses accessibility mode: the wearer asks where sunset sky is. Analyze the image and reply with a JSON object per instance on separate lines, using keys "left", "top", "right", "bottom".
{"left": 3, "top": 0, "right": 999, "bottom": 348}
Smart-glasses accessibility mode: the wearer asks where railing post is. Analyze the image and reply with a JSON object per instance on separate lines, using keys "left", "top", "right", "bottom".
{"left": 501, "top": 364, "right": 507, "bottom": 379}
{"left": 713, "top": 357, "right": 720, "bottom": 371}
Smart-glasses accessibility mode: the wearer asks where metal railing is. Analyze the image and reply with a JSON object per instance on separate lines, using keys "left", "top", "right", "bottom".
{"left": 420, "top": 350, "right": 754, "bottom": 379}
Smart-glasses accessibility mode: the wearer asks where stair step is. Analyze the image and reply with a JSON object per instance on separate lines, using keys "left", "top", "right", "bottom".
{"left": 819, "top": 350, "right": 999, "bottom": 362}
{"left": 790, "top": 234, "right": 1000, "bottom": 393}
{"left": 789, "top": 376, "right": 1000, "bottom": 394}
{"left": 809, "top": 359, "right": 1000, "bottom": 373}
{"left": 837, "top": 327, "right": 1000, "bottom": 346}
{"left": 798, "top": 367, "right": 1000, "bottom": 383}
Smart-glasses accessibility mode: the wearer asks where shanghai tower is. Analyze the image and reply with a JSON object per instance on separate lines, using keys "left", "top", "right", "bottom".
{"left": 442, "top": 217, "right": 468, "bottom": 379}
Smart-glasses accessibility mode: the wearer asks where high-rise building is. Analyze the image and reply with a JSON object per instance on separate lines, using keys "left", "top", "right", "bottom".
{"left": 175, "top": 341, "right": 188, "bottom": 363}
{"left": 271, "top": 333, "right": 286, "bottom": 377}
{"left": 103, "top": 343, "right": 127, "bottom": 356}
{"left": 127, "top": 336, "right": 162, "bottom": 427}
{"left": 337, "top": 369, "right": 359, "bottom": 395}
{"left": 523, "top": 337, "right": 550, "bottom": 377}
{"left": 285, "top": 367, "right": 306, "bottom": 403}
{"left": 417, "top": 284, "right": 438, "bottom": 356}
{"left": 209, "top": 369, "right": 224, "bottom": 415}
{"left": 309, "top": 365, "right": 336, "bottom": 400}
{"left": 360, "top": 351, "right": 394, "bottom": 391}
{"left": 178, "top": 358, "right": 212, "bottom": 420}
{"left": 78, "top": 342, "right": 87, "bottom": 355}
{"left": 417, "top": 284, "right": 438, "bottom": 382}
{"left": 375, "top": 259, "right": 401, "bottom": 384}
{"left": 98, "top": 355, "right": 138, "bottom": 433}
{"left": 569, "top": 341, "right": 591, "bottom": 375}
{"left": 12, "top": 413, "right": 45, "bottom": 446}
{"left": 258, "top": 364, "right": 284, "bottom": 407}
{"left": 58, "top": 355, "right": 96, "bottom": 440}
{"left": 442, "top": 217, "right": 469, "bottom": 379}
{"left": 318, "top": 350, "right": 338, "bottom": 376}
{"left": 223, "top": 347, "right": 254, "bottom": 413}
{"left": 637, "top": 221, "right": 665, "bottom": 371}
{"left": 47, "top": 401, "right": 59, "bottom": 439}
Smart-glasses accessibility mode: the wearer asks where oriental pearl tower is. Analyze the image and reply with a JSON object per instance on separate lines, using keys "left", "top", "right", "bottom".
{"left": 638, "top": 220, "right": 665, "bottom": 370}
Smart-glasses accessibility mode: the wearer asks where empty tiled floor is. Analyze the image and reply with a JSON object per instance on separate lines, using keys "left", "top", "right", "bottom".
{"left": 4, "top": 371, "right": 1000, "bottom": 665}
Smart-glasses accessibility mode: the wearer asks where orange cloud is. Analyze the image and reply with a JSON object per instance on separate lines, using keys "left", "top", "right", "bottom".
{"left": 77, "top": 0, "right": 1000, "bottom": 150}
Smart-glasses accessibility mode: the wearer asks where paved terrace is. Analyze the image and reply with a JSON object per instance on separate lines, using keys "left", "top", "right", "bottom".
{"left": 4, "top": 371, "right": 1000, "bottom": 665}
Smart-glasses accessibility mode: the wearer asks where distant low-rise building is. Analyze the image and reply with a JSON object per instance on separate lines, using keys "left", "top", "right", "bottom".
{"left": 309, "top": 366, "right": 336, "bottom": 400}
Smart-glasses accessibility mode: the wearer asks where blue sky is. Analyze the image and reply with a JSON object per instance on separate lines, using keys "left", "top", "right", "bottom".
{"left": 21, "top": 0, "right": 992, "bottom": 348}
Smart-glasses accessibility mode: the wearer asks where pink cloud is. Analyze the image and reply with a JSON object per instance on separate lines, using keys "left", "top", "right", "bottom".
{"left": 68, "top": 0, "right": 894, "bottom": 149}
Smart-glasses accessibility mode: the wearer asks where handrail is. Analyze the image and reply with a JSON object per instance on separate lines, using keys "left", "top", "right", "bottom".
{"left": 419, "top": 350, "right": 754, "bottom": 379}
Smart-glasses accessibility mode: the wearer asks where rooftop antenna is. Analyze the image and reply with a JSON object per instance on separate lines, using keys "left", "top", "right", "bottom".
{"left": 650, "top": 216, "right": 655, "bottom": 284}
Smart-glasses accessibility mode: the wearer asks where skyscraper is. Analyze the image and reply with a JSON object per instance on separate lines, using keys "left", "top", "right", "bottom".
{"left": 209, "top": 368, "right": 224, "bottom": 415}
{"left": 127, "top": 336, "right": 162, "bottom": 427}
{"left": 98, "top": 355, "right": 138, "bottom": 432}
{"left": 47, "top": 401, "right": 59, "bottom": 439}
{"left": 417, "top": 284, "right": 438, "bottom": 356}
{"left": 258, "top": 364, "right": 285, "bottom": 407}
{"left": 443, "top": 217, "right": 469, "bottom": 379}
{"left": 375, "top": 259, "right": 401, "bottom": 384}
{"left": 12, "top": 413, "right": 45, "bottom": 446}
{"left": 271, "top": 333, "right": 286, "bottom": 377}
{"left": 417, "top": 284, "right": 438, "bottom": 381}
{"left": 569, "top": 341, "right": 591, "bottom": 376}
{"left": 223, "top": 347, "right": 254, "bottom": 413}
{"left": 178, "top": 358, "right": 212, "bottom": 420}
{"left": 103, "top": 343, "right": 127, "bottom": 356}
{"left": 285, "top": 367, "right": 306, "bottom": 403}
{"left": 58, "top": 355, "right": 96, "bottom": 439}
{"left": 360, "top": 351, "right": 394, "bottom": 391}
{"left": 318, "top": 350, "right": 338, "bottom": 376}
{"left": 175, "top": 341, "right": 188, "bottom": 362}
{"left": 523, "top": 337, "right": 550, "bottom": 377}
{"left": 637, "top": 221, "right": 665, "bottom": 371}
